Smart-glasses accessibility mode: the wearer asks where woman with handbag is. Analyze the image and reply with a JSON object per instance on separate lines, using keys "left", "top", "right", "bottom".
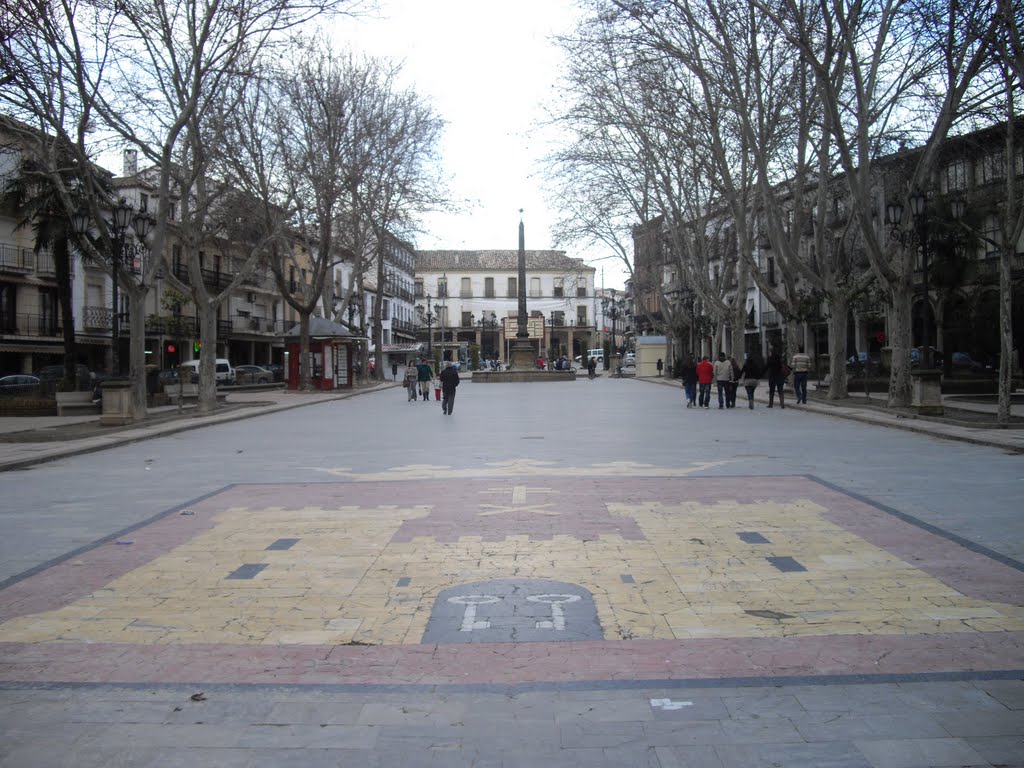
{"left": 737, "top": 351, "right": 765, "bottom": 410}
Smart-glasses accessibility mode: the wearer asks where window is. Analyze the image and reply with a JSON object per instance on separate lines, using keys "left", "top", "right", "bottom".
{"left": 415, "top": 279, "right": 423, "bottom": 297}
{"left": 982, "top": 214, "right": 1001, "bottom": 256}
{"left": 980, "top": 149, "right": 1006, "bottom": 184}
{"left": 382, "top": 299, "right": 390, "bottom": 321}
{"left": 0, "top": 283, "right": 15, "bottom": 332}
{"left": 553, "top": 278, "right": 564, "bottom": 297}
{"left": 530, "top": 277, "right": 541, "bottom": 297}
{"left": 943, "top": 158, "right": 968, "bottom": 192}
{"left": 171, "top": 244, "right": 183, "bottom": 276}
{"left": 139, "top": 193, "right": 149, "bottom": 212}
{"left": 767, "top": 256, "right": 776, "bottom": 285}
{"left": 484, "top": 277, "right": 494, "bottom": 297}
{"left": 552, "top": 310, "right": 565, "bottom": 325}
{"left": 460, "top": 276, "right": 471, "bottom": 297}
{"left": 576, "top": 306, "right": 587, "bottom": 326}
{"left": 461, "top": 311, "right": 472, "bottom": 327}
{"left": 38, "top": 288, "right": 58, "bottom": 334}
{"left": 577, "top": 282, "right": 586, "bottom": 297}
{"left": 437, "top": 277, "right": 447, "bottom": 298}
{"left": 507, "top": 277, "right": 517, "bottom": 297}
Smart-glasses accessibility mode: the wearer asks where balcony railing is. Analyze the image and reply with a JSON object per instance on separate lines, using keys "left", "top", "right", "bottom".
{"left": 146, "top": 315, "right": 198, "bottom": 337}
{"left": 82, "top": 305, "right": 113, "bottom": 331}
{"left": 231, "top": 316, "right": 283, "bottom": 334}
{"left": 0, "top": 243, "right": 37, "bottom": 273}
{"left": 761, "top": 310, "right": 780, "bottom": 327}
{"left": 0, "top": 312, "right": 61, "bottom": 337}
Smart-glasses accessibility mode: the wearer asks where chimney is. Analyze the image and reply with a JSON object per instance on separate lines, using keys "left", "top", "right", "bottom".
{"left": 123, "top": 149, "right": 138, "bottom": 176}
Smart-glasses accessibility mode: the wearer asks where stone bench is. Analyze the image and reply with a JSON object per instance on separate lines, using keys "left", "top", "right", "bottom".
{"left": 56, "top": 390, "right": 100, "bottom": 417}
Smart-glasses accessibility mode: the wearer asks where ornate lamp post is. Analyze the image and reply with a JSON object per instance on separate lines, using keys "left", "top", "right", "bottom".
{"left": 887, "top": 189, "right": 933, "bottom": 370}
{"left": 422, "top": 294, "right": 435, "bottom": 354}
{"left": 71, "top": 199, "right": 152, "bottom": 376}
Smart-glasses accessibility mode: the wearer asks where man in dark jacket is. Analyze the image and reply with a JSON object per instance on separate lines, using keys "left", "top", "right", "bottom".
{"left": 439, "top": 361, "right": 460, "bottom": 415}
{"left": 416, "top": 359, "right": 434, "bottom": 401}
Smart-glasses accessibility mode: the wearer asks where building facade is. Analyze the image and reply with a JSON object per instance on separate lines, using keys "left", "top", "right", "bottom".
{"left": 414, "top": 250, "right": 597, "bottom": 365}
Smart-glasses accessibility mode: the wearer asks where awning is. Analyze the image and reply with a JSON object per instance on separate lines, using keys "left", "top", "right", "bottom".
{"left": 0, "top": 342, "right": 63, "bottom": 354}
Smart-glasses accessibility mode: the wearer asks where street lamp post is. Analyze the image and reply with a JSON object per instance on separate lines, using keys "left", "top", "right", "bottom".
{"left": 888, "top": 189, "right": 933, "bottom": 369}
{"left": 424, "top": 294, "right": 434, "bottom": 354}
{"left": 71, "top": 198, "right": 152, "bottom": 377}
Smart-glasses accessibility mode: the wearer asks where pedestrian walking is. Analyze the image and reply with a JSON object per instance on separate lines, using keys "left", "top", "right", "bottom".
{"left": 738, "top": 351, "right": 764, "bottom": 409}
{"left": 696, "top": 355, "right": 714, "bottom": 408}
{"left": 726, "top": 356, "right": 741, "bottom": 408}
{"left": 713, "top": 352, "right": 732, "bottom": 409}
{"left": 765, "top": 348, "right": 786, "bottom": 409}
{"left": 439, "top": 361, "right": 460, "bottom": 415}
{"left": 416, "top": 358, "right": 434, "bottom": 402}
{"left": 587, "top": 356, "right": 597, "bottom": 380}
{"left": 791, "top": 346, "right": 811, "bottom": 404}
{"left": 404, "top": 362, "right": 418, "bottom": 401}
{"left": 680, "top": 355, "right": 698, "bottom": 408}
{"left": 656, "top": 358, "right": 663, "bottom": 377}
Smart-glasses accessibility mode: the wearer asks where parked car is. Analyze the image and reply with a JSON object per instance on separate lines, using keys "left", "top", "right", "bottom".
{"left": 950, "top": 352, "right": 985, "bottom": 372}
{"left": 178, "top": 358, "right": 236, "bottom": 385}
{"left": 34, "top": 363, "right": 93, "bottom": 390}
{"left": 234, "top": 365, "right": 273, "bottom": 384}
{"left": 265, "top": 363, "right": 285, "bottom": 382}
{"left": 0, "top": 374, "right": 41, "bottom": 396}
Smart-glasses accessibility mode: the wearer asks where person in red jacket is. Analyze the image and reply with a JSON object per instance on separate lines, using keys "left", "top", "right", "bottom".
{"left": 696, "top": 355, "right": 714, "bottom": 408}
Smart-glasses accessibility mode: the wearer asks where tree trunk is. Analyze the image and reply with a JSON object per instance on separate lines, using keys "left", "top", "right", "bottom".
{"left": 827, "top": 294, "right": 849, "bottom": 400}
{"left": 887, "top": 279, "right": 913, "bottom": 408}
{"left": 298, "top": 311, "right": 311, "bottom": 391}
{"left": 997, "top": 248, "right": 1013, "bottom": 424}
{"left": 197, "top": 301, "right": 219, "bottom": 414}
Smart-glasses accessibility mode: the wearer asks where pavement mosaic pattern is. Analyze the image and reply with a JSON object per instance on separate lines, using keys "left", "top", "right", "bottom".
{"left": 1, "top": 462, "right": 1023, "bottom": 687}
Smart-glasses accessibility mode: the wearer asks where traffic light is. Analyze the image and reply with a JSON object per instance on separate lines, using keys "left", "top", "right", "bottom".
{"left": 166, "top": 343, "right": 177, "bottom": 354}
{"left": 193, "top": 341, "right": 202, "bottom": 353}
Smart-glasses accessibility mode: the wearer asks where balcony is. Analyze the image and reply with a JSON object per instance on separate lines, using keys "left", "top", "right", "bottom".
{"left": 0, "top": 243, "right": 35, "bottom": 273}
{"left": 231, "top": 315, "right": 281, "bottom": 334}
{"left": 82, "top": 305, "right": 113, "bottom": 331}
{"left": 0, "top": 312, "right": 61, "bottom": 337}
{"left": 146, "top": 315, "right": 198, "bottom": 337}
{"left": 171, "top": 263, "right": 235, "bottom": 290}
{"left": 761, "top": 310, "right": 780, "bottom": 327}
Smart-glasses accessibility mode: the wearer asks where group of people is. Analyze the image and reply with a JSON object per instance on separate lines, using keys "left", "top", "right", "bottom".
{"left": 678, "top": 346, "right": 812, "bottom": 410}
{"left": 403, "top": 357, "right": 461, "bottom": 415}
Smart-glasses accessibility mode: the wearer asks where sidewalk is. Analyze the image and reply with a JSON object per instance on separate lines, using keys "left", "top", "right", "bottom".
{"left": 638, "top": 374, "right": 1024, "bottom": 453}
{"left": 0, "top": 382, "right": 397, "bottom": 472}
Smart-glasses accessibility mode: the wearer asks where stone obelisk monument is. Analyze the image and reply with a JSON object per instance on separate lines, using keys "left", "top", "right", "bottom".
{"left": 508, "top": 210, "right": 537, "bottom": 369}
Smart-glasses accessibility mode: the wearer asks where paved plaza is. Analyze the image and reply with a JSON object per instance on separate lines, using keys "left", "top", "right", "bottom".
{"left": 0, "top": 376, "right": 1022, "bottom": 766}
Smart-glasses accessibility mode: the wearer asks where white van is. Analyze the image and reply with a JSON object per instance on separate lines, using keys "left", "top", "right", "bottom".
{"left": 179, "top": 358, "right": 235, "bottom": 385}
{"left": 575, "top": 348, "right": 605, "bottom": 364}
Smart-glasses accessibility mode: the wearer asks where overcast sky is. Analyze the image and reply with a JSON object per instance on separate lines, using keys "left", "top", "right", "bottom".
{"left": 332, "top": 0, "right": 628, "bottom": 290}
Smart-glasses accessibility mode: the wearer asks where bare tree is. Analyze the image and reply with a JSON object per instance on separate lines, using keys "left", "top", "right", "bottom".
{"left": 350, "top": 76, "right": 445, "bottom": 380}
{"left": 2, "top": 0, "right": 353, "bottom": 416}
{"left": 760, "top": 0, "right": 1000, "bottom": 406}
